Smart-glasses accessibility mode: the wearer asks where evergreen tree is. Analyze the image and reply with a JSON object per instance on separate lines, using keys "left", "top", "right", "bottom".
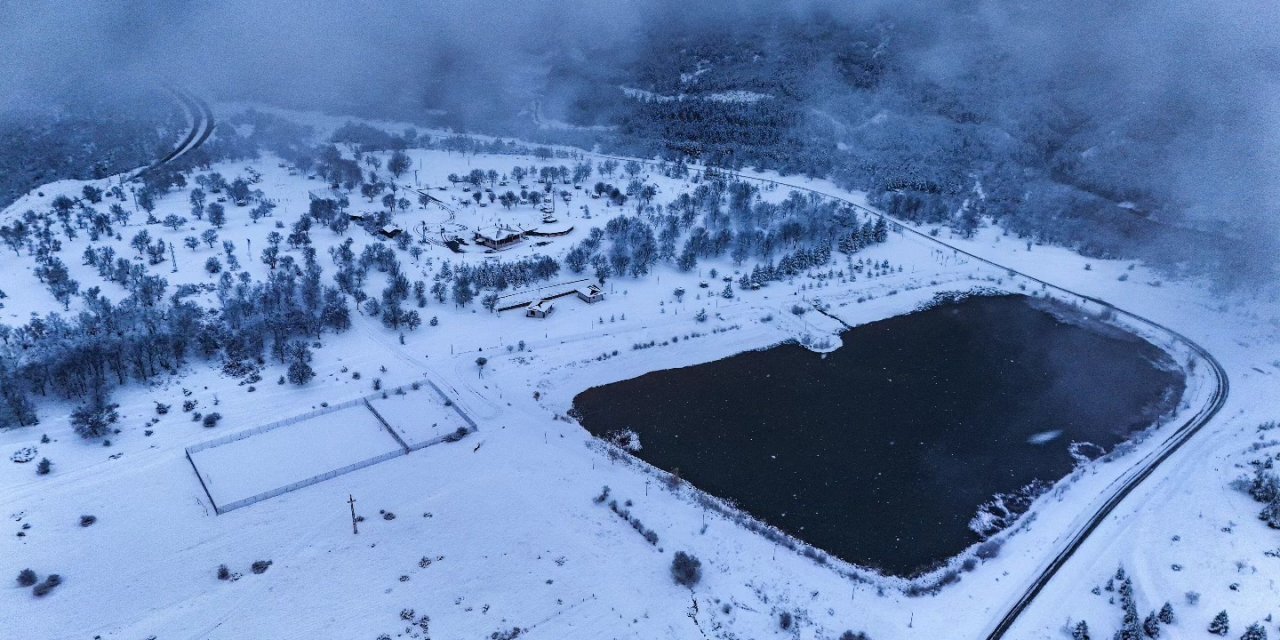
{"left": 1158, "top": 603, "right": 1175, "bottom": 625}
{"left": 1072, "top": 620, "right": 1090, "bottom": 640}
{"left": 70, "top": 390, "right": 120, "bottom": 439}
{"left": 1209, "top": 611, "right": 1230, "bottom": 636}
{"left": 36, "top": 458, "right": 51, "bottom": 475}
{"left": 1143, "top": 612, "right": 1160, "bottom": 638}
{"left": 285, "top": 342, "right": 314, "bottom": 385}
{"left": 1241, "top": 623, "right": 1267, "bottom": 640}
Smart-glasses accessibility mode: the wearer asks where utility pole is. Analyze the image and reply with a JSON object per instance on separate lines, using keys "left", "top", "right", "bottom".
{"left": 348, "top": 494, "right": 359, "bottom": 534}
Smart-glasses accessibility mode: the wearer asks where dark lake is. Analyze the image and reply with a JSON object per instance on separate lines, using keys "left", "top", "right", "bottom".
{"left": 572, "top": 294, "right": 1184, "bottom": 576}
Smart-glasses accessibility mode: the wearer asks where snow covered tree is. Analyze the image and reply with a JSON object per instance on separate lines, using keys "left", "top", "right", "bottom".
{"left": 1158, "top": 603, "right": 1175, "bottom": 625}
{"left": 206, "top": 203, "right": 226, "bottom": 228}
{"left": 1143, "top": 612, "right": 1160, "bottom": 638}
{"left": 1072, "top": 620, "right": 1090, "bottom": 640}
{"left": 249, "top": 200, "right": 275, "bottom": 223}
{"left": 1260, "top": 498, "right": 1280, "bottom": 529}
{"left": 162, "top": 214, "right": 187, "bottom": 231}
{"left": 189, "top": 187, "right": 206, "bottom": 219}
{"left": 70, "top": 391, "right": 120, "bottom": 439}
{"left": 285, "top": 342, "right": 315, "bottom": 386}
{"left": 1209, "top": 611, "right": 1230, "bottom": 636}
{"left": 387, "top": 150, "right": 411, "bottom": 178}
{"left": 36, "top": 458, "right": 51, "bottom": 475}
{"left": 1240, "top": 623, "right": 1268, "bottom": 640}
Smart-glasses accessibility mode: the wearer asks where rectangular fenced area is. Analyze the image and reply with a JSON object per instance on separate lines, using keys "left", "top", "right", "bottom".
{"left": 186, "top": 380, "right": 478, "bottom": 514}
{"left": 188, "top": 403, "right": 406, "bottom": 513}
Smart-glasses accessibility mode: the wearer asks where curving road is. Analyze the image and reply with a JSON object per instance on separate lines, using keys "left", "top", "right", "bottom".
{"left": 588, "top": 153, "right": 1229, "bottom": 638}
{"left": 131, "top": 86, "right": 215, "bottom": 180}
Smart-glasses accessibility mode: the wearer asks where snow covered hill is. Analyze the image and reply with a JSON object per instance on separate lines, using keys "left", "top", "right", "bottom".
{"left": 1, "top": 106, "right": 1278, "bottom": 640}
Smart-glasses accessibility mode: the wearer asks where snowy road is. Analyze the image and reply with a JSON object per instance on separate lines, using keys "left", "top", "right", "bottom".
{"left": 130, "top": 86, "right": 215, "bottom": 180}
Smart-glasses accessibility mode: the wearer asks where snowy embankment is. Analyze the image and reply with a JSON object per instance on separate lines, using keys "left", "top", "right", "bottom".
{"left": 0, "top": 105, "right": 1276, "bottom": 640}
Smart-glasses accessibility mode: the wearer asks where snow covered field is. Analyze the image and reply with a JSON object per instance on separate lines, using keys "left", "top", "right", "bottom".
{"left": 187, "top": 403, "right": 403, "bottom": 511}
{"left": 367, "top": 382, "right": 473, "bottom": 449}
{"left": 1, "top": 104, "right": 1277, "bottom": 640}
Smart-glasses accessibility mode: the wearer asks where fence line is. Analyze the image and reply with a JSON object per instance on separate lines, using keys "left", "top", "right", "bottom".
{"left": 422, "top": 377, "right": 479, "bottom": 431}
{"left": 365, "top": 398, "right": 411, "bottom": 453}
{"left": 186, "top": 375, "right": 481, "bottom": 515}
{"left": 186, "top": 396, "right": 366, "bottom": 455}
{"left": 213, "top": 448, "right": 407, "bottom": 514}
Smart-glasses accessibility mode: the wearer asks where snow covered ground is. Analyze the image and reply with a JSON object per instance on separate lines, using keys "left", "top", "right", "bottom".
{"left": 368, "top": 383, "right": 472, "bottom": 450}
{"left": 1, "top": 105, "right": 1278, "bottom": 640}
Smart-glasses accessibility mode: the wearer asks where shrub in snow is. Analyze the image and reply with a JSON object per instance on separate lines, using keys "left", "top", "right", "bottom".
{"left": 16, "top": 569, "right": 37, "bottom": 587}
{"left": 251, "top": 560, "right": 272, "bottom": 574}
{"left": 671, "top": 551, "right": 702, "bottom": 587}
{"left": 1159, "top": 602, "right": 1175, "bottom": 624}
{"left": 32, "top": 574, "right": 61, "bottom": 597}
{"left": 10, "top": 447, "right": 37, "bottom": 463}
{"left": 202, "top": 412, "right": 222, "bottom": 428}
{"left": 79, "top": 515, "right": 96, "bottom": 527}
{"left": 975, "top": 539, "right": 1003, "bottom": 560}
{"left": 217, "top": 564, "right": 230, "bottom": 580}
{"left": 779, "top": 611, "right": 792, "bottom": 630}
{"left": 840, "top": 632, "right": 871, "bottom": 640}
{"left": 154, "top": 402, "right": 170, "bottom": 415}
{"left": 36, "top": 458, "right": 51, "bottom": 475}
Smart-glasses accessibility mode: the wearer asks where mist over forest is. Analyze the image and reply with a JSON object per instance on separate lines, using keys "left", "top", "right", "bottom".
{"left": 3, "top": 0, "right": 1277, "bottom": 282}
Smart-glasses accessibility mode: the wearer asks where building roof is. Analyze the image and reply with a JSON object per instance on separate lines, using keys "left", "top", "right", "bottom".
{"left": 475, "top": 224, "right": 524, "bottom": 242}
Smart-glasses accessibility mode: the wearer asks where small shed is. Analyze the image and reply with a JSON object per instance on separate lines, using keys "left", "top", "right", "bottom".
{"left": 576, "top": 284, "right": 605, "bottom": 304}
{"left": 379, "top": 224, "right": 402, "bottom": 239}
{"left": 525, "top": 299, "right": 555, "bottom": 318}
